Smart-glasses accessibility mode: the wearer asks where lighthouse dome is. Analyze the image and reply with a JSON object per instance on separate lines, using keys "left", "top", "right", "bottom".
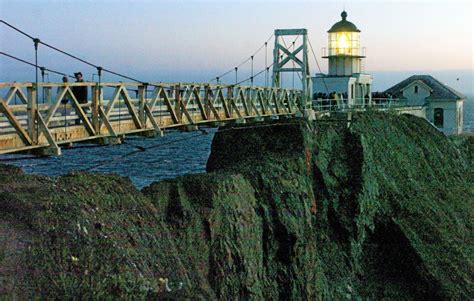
{"left": 328, "top": 11, "right": 361, "bottom": 33}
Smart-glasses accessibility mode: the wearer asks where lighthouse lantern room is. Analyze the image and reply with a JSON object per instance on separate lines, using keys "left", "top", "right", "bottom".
{"left": 312, "top": 11, "right": 373, "bottom": 107}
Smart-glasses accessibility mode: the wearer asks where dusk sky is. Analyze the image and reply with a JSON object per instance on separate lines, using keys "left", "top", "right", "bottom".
{"left": 0, "top": 0, "right": 472, "bottom": 93}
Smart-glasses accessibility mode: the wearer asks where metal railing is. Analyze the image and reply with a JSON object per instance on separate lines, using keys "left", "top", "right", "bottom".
{"left": 321, "top": 47, "right": 366, "bottom": 57}
{"left": 312, "top": 98, "right": 420, "bottom": 112}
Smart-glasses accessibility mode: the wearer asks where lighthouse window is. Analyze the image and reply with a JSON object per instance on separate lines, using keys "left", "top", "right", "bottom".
{"left": 434, "top": 108, "right": 444, "bottom": 128}
{"left": 414, "top": 85, "right": 419, "bottom": 94}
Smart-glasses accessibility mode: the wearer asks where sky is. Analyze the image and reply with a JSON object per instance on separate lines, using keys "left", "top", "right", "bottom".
{"left": 0, "top": 0, "right": 473, "bottom": 93}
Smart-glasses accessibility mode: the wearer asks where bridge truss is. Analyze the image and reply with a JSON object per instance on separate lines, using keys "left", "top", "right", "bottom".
{"left": 0, "top": 82, "right": 304, "bottom": 155}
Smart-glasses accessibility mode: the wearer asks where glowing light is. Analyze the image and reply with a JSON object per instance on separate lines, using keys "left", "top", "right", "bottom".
{"left": 337, "top": 32, "right": 350, "bottom": 54}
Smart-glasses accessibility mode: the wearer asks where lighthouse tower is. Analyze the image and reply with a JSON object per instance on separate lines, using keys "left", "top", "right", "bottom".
{"left": 312, "top": 11, "right": 372, "bottom": 107}
{"left": 326, "top": 11, "right": 363, "bottom": 76}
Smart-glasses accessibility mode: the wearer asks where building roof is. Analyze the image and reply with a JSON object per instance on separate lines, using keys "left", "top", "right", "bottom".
{"left": 384, "top": 75, "right": 466, "bottom": 100}
{"left": 328, "top": 11, "right": 361, "bottom": 33}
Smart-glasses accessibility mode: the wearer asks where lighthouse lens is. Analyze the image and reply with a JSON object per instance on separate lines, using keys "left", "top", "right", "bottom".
{"left": 337, "top": 32, "right": 350, "bottom": 54}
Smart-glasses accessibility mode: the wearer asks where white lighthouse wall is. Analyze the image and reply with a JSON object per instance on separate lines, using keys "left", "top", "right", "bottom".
{"left": 329, "top": 57, "right": 361, "bottom": 76}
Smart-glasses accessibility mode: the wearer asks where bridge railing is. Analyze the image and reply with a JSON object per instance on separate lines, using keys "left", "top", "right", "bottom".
{"left": 312, "top": 98, "right": 415, "bottom": 112}
{"left": 0, "top": 82, "right": 304, "bottom": 154}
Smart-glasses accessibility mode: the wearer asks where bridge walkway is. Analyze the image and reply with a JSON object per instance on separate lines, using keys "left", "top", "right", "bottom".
{"left": 0, "top": 82, "right": 304, "bottom": 155}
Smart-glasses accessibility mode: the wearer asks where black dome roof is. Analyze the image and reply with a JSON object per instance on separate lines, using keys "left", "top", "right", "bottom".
{"left": 328, "top": 11, "right": 360, "bottom": 33}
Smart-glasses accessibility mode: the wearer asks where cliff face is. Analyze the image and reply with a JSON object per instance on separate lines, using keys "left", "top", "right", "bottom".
{"left": 0, "top": 112, "right": 472, "bottom": 299}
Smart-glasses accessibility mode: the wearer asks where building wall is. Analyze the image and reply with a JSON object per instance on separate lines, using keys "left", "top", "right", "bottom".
{"left": 457, "top": 101, "right": 464, "bottom": 132}
{"left": 402, "top": 83, "right": 431, "bottom": 106}
{"left": 396, "top": 107, "right": 426, "bottom": 118}
{"left": 328, "top": 57, "right": 361, "bottom": 76}
{"left": 426, "top": 100, "right": 461, "bottom": 135}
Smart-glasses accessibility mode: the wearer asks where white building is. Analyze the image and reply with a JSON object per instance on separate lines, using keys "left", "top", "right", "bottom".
{"left": 312, "top": 11, "right": 373, "bottom": 107}
{"left": 385, "top": 75, "right": 466, "bottom": 135}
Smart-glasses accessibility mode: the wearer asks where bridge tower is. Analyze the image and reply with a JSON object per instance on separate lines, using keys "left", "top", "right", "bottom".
{"left": 272, "top": 29, "right": 312, "bottom": 110}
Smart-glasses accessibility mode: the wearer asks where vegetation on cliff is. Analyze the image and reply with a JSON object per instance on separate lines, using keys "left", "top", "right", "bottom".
{"left": 0, "top": 112, "right": 472, "bottom": 299}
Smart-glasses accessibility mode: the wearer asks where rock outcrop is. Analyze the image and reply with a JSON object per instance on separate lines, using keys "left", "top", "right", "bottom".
{"left": 0, "top": 112, "right": 472, "bottom": 299}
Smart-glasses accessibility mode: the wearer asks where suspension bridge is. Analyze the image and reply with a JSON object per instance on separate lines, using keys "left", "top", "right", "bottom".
{"left": 2, "top": 20, "right": 418, "bottom": 157}
{"left": 0, "top": 20, "right": 327, "bottom": 156}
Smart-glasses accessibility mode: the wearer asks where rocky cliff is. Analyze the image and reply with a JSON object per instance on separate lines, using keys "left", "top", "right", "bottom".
{"left": 0, "top": 112, "right": 472, "bottom": 299}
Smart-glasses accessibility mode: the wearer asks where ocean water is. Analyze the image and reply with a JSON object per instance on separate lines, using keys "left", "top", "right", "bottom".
{"left": 0, "top": 128, "right": 217, "bottom": 189}
{"left": 1, "top": 99, "right": 473, "bottom": 189}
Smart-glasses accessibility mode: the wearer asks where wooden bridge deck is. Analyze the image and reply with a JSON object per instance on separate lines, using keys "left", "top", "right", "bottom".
{"left": 0, "top": 82, "right": 304, "bottom": 155}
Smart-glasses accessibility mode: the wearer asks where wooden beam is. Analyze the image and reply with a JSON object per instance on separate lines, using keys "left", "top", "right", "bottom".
{"left": 144, "top": 103, "right": 163, "bottom": 132}
{"left": 92, "top": 85, "right": 100, "bottom": 132}
{"left": 179, "top": 98, "right": 194, "bottom": 124}
{"left": 68, "top": 91, "right": 95, "bottom": 136}
{"left": 193, "top": 87, "right": 208, "bottom": 120}
{"left": 44, "top": 87, "right": 68, "bottom": 126}
{"left": 269, "top": 89, "right": 279, "bottom": 114}
{"left": 249, "top": 89, "right": 260, "bottom": 117}
{"left": 27, "top": 86, "right": 37, "bottom": 143}
{"left": 175, "top": 85, "right": 182, "bottom": 123}
{"left": 6, "top": 86, "right": 28, "bottom": 105}
{"left": 4, "top": 87, "right": 16, "bottom": 105}
{"left": 238, "top": 89, "right": 250, "bottom": 116}
{"left": 228, "top": 96, "right": 242, "bottom": 119}
{"left": 36, "top": 111, "right": 61, "bottom": 155}
{"left": 105, "top": 86, "right": 123, "bottom": 116}
{"left": 206, "top": 88, "right": 221, "bottom": 120}
{"left": 161, "top": 89, "right": 180, "bottom": 124}
{"left": 257, "top": 90, "right": 267, "bottom": 115}
{"left": 218, "top": 89, "right": 231, "bottom": 118}
{"left": 277, "top": 90, "right": 289, "bottom": 114}
{"left": 121, "top": 88, "right": 142, "bottom": 129}
{"left": 99, "top": 106, "right": 117, "bottom": 137}
{"left": 0, "top": 97, "right": 33, "bottom": 145}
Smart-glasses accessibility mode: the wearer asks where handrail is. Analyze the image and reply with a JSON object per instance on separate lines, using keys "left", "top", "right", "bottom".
{"left": 0, "top": 81, "right": 305, "bottom": 155}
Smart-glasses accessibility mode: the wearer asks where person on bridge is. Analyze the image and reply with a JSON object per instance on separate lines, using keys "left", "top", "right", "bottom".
{"left": 72, "top": 72, "right": 88, "bottom": 125}
{"left": 72, "top": 72, "right": 88, "bottom": 103}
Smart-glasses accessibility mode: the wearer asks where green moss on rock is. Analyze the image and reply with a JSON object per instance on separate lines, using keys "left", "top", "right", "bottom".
{"left": 0, "top": 111, "right": 472, "bottom": 299}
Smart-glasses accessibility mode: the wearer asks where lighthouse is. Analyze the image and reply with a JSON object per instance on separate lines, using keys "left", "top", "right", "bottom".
{"left": 312, "top": 11, "right": 373, "bottom": 107}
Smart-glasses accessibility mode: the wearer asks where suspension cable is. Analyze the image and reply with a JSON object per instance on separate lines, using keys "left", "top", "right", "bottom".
{"left": 0, "top": 20, "right": 35, "bottom": 39}
{"left": 265, "top": 42, "right": 268, "bottom": 87}
{"left": 233, "top": 34, "right": 303, "bottom": 87}
{"left": 250, "top": 55, "right": 254, "bottom": 86}
{"left": 1, "top": 19, "right": 155, "bottom": 86}
{"left": 209, "top": 33, "right": 274, "bottom": 82}
{"left": 0, "top": 51, "right": 74, "bottom": 78}
{"left": 235, "top": 61, "right": 275, "bottom": 86}
{"left": 235, "top": 67, "right": 238, "bottom": 85}
{"left": 308, "top": 38, "right": 330, "bottom": 95}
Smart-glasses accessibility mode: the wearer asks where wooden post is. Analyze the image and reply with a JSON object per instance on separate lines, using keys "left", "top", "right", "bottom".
{"left": 227, "top": 86, "right": 233, "bottom": 117}
{"left": 45, "top": 87, "right": 52, "bottom": 104}
{"left": 27, "top": 84, "right": 37, "bottom": 144}
{"left": 175, "top": 84, "right": 182, "bottom": 123}
{"left": 204, "top": 85, "right": 211, "bottom": 119}
{"left": 138, "top": 85, "right": 146, "bottom": 127}
{"left": 91, "top": 84, "right": 100, "bottom": 132}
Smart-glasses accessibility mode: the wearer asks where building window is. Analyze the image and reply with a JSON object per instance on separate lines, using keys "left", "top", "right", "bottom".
{"left": 434, "top": 108, "right": 444, "bottom": 128}
{"left": 414, "top": 85, "right": 419, "bottom": 94}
